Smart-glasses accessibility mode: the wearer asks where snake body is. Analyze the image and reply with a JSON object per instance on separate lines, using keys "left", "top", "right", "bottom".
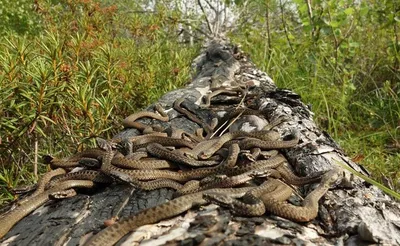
{"left": 47, "top": 170, "right": 112, "bottom": 188}
{"left": 107, "top": 158, "right": 228, "bottom": 182}
{"left": 201, "top": 87, "right": 244, "bottom": 108}
{"left": 96, "top": 139, "right": 223, "bottom": 182}
{"left": 174, "top": 98, "right": 215, "bottom": 138}
{"left": 17, "top": 168, "right": 66, "bottom": 206}
{"left": 111, "top": 156, "right": 175, "bottom": 169}
{"left": 146, "top": 143, "right": 219, "bottom": 167}
{"left": 0, "top": 180, "right": 94, "bottom": 238}
{"left": 198, "top": 130, "right": 286, "bottom": 159}
{"left": 83, "top": 187, "right": 254, "bottom": 246}
{"left": 182, "top": 138, "right": 220, "bottom": 159}
{"left": 261, "top": 168, "right": 341, "bottom": 222}
{"left": 236, "top": 135, "right": 299, "bottom": 150}
{"left": 205, "top": 168, "right": 341, "bottom": 222}
{"left": 204, "top": 178, "right": 291, "bottom": 217}
{"left": 1, "top": 91, "right": 343, "bottom": 245}
{"left": 44, "top": 148, "right": 106, "bottom": 168}
{"left": 122, "top": 104, "right": 168, "bottom": 132}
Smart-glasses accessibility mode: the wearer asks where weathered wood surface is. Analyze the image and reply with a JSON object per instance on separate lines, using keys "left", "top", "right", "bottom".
{"left": 2, "top": 39, "right": 400, "bottom": 246}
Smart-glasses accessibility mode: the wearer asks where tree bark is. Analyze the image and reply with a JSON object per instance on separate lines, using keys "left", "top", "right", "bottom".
{"left": 2, "top": 39, "right": 399, "bottom": 246}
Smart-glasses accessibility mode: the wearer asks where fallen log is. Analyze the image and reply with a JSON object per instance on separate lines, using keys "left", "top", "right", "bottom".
{"left": 1, "top": 38, "right": 399, "bottom": 246}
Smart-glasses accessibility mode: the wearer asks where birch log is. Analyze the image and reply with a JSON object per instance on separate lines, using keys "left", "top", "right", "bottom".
{"left": 1, "top": 39, "right": 399, "bottom": 246}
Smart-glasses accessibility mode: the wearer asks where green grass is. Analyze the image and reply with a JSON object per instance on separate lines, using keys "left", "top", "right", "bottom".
{"left": 228, "top": 0, "right": 400, "bottom": 192}
{"left": 0, "top": 0, "right": 201, "bottom": 205}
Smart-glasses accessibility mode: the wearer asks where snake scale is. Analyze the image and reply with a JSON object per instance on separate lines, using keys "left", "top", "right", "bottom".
{"left": 0, "top": 90, "right": 342, "bottom": 245}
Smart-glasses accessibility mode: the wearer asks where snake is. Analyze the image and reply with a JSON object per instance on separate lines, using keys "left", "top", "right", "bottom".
{"left": 165, "top": 127, "right": 204, "bottom": 143}
{"left": 0, "top": 88, "right": 342, "bottom": 244}
{"left": 43, "top": 148, "right": 106, "bottom": 168}
{"left": 0, "top": 180, "right": 95, "bottom": 239}
{"left": 146, "top": 143, "right": 220, "bottom": 167}
{"left": 177, "top": 169, "right": 272, "bottom": 195}
{"left": 105, "top": 148, "right": 289, "bottom": 183}
{"left": 235, "top": 130, "right": 299, "bottom": 150}
{"left": 83, "top": 187, "right": 255, "bottom": 246}
{"left": 204, "top": 168, "right": 341, "bottom": 222}
{"left": 46, "top": 170, "right": 113, "bottom": 188}
{"left": 173, "top": 97, "right": 216, "bottom": 138}
{"left": 98, "top": 141, "right": 242, "bottom": 182}
{"left": 49, "top": 188, "right": 78, "bottom": 200}
{"left": 274, "top": 165, "right": 326, "bottom": 185}
{"left": 17, "top": 168, "right": 66, "bottom": 206}
{"left": 111, "top": 132, "right": 168, "bottom": 144}
{"left": 261, "top": 168, "right": 342, "bottom": 222}
{"left": 118, "top": 137, "right": 196, "bottom": 159}
{"left": 111, "top": 156, "right": 176, "bottom": 170}
{"left": 201, "top": 87, "right": 245, "bottom": 108}
{"left": 109, "top": 169, "right": 264, "bottom": 195}
{"left": 122, "top": 144, "right": 260, "bottom": 195}
{"left": 226, "top": 154, "right": 287, "bottom": 176}
{"left": 110, "top": 173, "right": 184, "bottom": 191}
{"left": 130, "top": 136, "right": 196, "bottom": 148}
{"left": 198, "top": 130, "right": 285, "bottom": 159}
{"left": 122, "top": 103, "right": 169, "bottom": 132}
{"left": 180, "top": 138, "right": 221, "bottom": 160}
{"left": 123, "top": 151, "right": 149, "bottom": 160}
{"left": 97, "top": 138, "right": 220, "bottom": 182}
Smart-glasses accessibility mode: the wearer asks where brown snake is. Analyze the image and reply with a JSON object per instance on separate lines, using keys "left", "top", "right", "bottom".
{"left": 0, "top": 180, "right": 94, "bottom": 238}
{"left": 46, "top": 170, "right": 113, "bottom": 188}
{"left": 122, "top": 103, "right": 168, "bottom": 132}
{"left": 1, "top": 91, "right": 343, "bottom": 244}
{"left": 130, "top": 136, "right": 196, "bottom": 148}
{"left": 116, "top": 144, "right": 268, "bottom": 195}
{"left": 205, "top": 168, "right": 341, "bottom": 222}
{"left": 146, "top": 143, "right": 220, "bottom": 167}
{"left": 83, "top": 187, "right": 254, "bottom": 246}
{"left": 43, "top": 148, "right": 106, "bottom": 168}
{"left": 198, "top": 130, "right": 290, "bottom": 159}
{"left": 17, "top": 168, "right": 66, "bottom": 206}
{"left": 98, "top": 140, "right": 238, "bottom": 182}
{"left": 173, "top": 97, "right": 216, "bottom": 138}
{"left": 236, "top": 131, "right": 300, "bottom": 150}
{"left": 201, "top": 87, "right": 245, "bottom": 108}
{"left": 111, "top": 156, "right": 176, "bottom": 169}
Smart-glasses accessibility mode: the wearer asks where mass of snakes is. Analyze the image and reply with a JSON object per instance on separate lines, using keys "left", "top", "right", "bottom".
{"left": 0, "top": 86, "right": 342, "bottom": 245}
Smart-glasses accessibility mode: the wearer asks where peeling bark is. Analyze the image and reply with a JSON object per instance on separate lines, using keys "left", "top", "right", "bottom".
{"left": 2, "top": 39, "right": 399, "bottom": 246}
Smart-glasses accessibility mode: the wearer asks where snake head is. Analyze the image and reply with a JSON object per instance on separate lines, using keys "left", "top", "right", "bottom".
{"left": 96, "top": 138, "right": 115, "bottom": 151}
{"left": 79, "top": 158, "right": 101, "bottom": 168}
{"left": 183, "top": 152, "right": 196, "bottom": 159}
{"left": 42, "top": 155, "right": 54, "bottom": 164}
{"left": 198, "top": 152, "right": 207, "bottom": 159}
{"left": 321, "top": 167, "right": 342, "bottom": 186}
{"left": 283, "top": 128, "right": 300, "bottom": 142}
{"left": 116, "top": 139, "right": 133, "bottom": 155}
{"left": 49, "top": 189, "right": 77, "bottom": 200}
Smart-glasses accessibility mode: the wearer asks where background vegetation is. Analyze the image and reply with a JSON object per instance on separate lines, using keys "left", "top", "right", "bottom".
{"left": 230, "top": 0, "right": 399, "bottom": 192}
{"left": 0, "top": 0, "right": 398, "bottom": 205}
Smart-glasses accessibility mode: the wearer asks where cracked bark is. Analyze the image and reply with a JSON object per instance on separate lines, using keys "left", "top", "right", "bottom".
{"left": 2, "top": 39, "right": 400, "bottom": 246}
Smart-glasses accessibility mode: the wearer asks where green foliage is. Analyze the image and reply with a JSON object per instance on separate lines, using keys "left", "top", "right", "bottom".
{"left": 229, "top": 0, "right": 399, "bottom": 190}
{"left": 0, "top": 0, "right": 42, "bottom": 35}
{"left": 0, "top": 0, "right": 200, "bottom": 205}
